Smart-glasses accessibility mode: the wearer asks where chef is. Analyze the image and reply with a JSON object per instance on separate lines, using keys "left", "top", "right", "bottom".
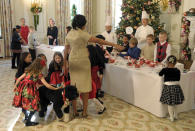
{"left": 101, "top": 16, "right": 117, "bottom": 53}
{"left": 135, "top": 11, "right": 154, "bottom": 49}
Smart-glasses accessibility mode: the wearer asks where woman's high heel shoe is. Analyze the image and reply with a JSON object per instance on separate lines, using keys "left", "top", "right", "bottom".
{"left": 81, "top": 113, "right": 88, "bottom": 118}
{"left": 73, "top": 113, "right": 79, "bottom": 118}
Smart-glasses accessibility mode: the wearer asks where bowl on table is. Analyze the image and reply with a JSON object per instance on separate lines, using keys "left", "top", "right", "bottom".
{"left": 135, "top": 64, "right": 141, "bottom": 68}
{"left": 149, "top": 62, "right": 156, "bottom": 67}
{"left": 140, "top": 60, "right": 145, "bottom": 65}
{"left": 109, "top": 59, "right": 115, "bottom": 63}
{"left": 127, "top": 62, "right": 133, "bottom": 66}
{"left": 145, "top": 60, "right": 151, "bottom": 64}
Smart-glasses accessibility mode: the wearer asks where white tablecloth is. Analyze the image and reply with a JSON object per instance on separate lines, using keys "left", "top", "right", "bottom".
{"left": 22, "top": 44, "right": 64, "bottom": 67}
{"left": 102, "top": 57, "right": 195, "bottom": 117}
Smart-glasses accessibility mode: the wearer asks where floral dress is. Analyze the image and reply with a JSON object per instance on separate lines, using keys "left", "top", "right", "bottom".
{"left": 13, "top": 73, "right": 43, "bottom": 111}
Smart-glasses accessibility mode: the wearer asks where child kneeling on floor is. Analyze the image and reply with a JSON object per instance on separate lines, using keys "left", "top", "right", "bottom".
{"left": 12, "top": 58, "right": 60, "bottom": 126}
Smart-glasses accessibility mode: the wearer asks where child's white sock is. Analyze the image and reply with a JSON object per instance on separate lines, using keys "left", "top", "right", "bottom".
{"left": 173, "top": 106, "right": 178, "bottom": 119}
{"left": 168, "top": 105, "right": 174, "bottom": 122}
{"left": 93, "top": 98, "right": 104, "bottom": 112}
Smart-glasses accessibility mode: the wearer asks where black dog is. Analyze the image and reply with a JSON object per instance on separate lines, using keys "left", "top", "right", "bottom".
{"left": 39, "top": 85, "right": 79, "bottom": 119}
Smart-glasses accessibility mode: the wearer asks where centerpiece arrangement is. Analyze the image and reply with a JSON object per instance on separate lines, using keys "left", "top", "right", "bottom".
{"left": 30, "top": 1, "right": 42, "bottom": 30}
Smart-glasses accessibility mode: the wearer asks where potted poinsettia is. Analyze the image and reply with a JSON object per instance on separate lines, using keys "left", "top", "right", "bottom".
{"left": 30, "top": 3, "right": 42, "bottom": 30}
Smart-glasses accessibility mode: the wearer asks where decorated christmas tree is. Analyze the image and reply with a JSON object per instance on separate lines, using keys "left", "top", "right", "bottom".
{"left": 116, "top": 0, "right": 164, "bottom": 45}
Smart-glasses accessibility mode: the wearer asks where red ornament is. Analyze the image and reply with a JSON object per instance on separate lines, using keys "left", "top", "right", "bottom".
{"left": 135, "top": 64, "right": 140, "bottom": 68}
{"left": 128, "top": 62, "right": 132, "bottom": 66}
{"left": 149, "top": 63, "right": 155, "bottom": 67}
{"left": 145, "top": 60, "right": 151, "bottom": 64}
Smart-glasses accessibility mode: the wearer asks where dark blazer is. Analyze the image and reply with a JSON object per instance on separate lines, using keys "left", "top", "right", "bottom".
{"left": 11, "top": 31, "right": 22, "bottom": 50}
{"left": 47, "top": 26, "right": 58, "bottom": 45}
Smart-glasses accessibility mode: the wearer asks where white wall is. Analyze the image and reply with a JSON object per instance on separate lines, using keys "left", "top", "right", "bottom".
{"left": 11, "top": 0, "right": 56, "bottom": 43}
{"left": 183, "top": 0, "right": 195, "bottom": 12}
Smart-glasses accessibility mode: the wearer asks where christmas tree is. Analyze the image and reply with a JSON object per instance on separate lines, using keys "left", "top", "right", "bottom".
{"left": 116, "top": 0, "right": 164, "bottom": 45}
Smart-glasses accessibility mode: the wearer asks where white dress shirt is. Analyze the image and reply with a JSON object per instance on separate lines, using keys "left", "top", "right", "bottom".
{"left": 101, "top": 31, "right": 117, "bottom": 48}
{"left": 154, "top": 41, "right": 171, "bottom": 63}
{"left": 135, "top": 25, "right": 154, "bottom": 49}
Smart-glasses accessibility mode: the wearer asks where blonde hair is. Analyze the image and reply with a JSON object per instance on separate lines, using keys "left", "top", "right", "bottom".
{"left": 29, "top": 26, "right": 35, "bottom": 30}
{"left": 159, "top": 31, "right": 167, "bottom": 36}
{"left": 129, "top": 38, "right": 138, "bottom": 45}
{"left": 25, "top": 58, "right": 45, "bottom": 75}
{"left": 20, "top": 18, "right": 25, "bottom": 21}
{"left": 146, "top": 34, "right": 154, "bottom": 39}
{"left": 49, "top": 18, "right": 55, "bottom": 26}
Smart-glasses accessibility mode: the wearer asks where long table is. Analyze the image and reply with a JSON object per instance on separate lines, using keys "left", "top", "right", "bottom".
{"left": 102, "top": 57, "right": 195, "bottom": 117}
{"left": 22, "top": 44, "right": 64, "bottom": 66}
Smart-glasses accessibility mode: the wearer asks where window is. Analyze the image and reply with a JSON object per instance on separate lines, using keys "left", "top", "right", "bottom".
{"left": 70, "top": 0, "right": 84, "bottom": 20}
{"left": 112, "top": 0, "right": 122, "bottom": 28}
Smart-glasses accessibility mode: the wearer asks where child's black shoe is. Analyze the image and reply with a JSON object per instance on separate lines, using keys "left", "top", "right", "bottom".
{"left": 39, "top": 111, "right": 45, "bottom": 117}
{"left": 98, "top": 107, "right": 106, "bottom": 115}
{"left": 25, "top": 122, "right": 39, "bottom": 126}
{"left": 64, "top": 106, "right": 69, "bottom": 113}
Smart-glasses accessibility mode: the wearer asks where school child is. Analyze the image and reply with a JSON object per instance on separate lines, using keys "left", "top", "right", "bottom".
{"left": 159, "top": 55, "right": 184, "bottom": 122}
{"left": 12, "top": 58, "right": 60, "bottom": 126}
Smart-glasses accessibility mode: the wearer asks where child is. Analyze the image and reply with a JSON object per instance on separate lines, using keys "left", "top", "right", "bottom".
{"left": 95, "top": 35, "right": 110, "bottom": 96}
{"left": 37, "top": 54, "right": 48, "bottom": 77}
{"left": 12, "top": 58, "right": 59, "bottom": 126}
{"left": 120, "top": 38, "right": 141, "bottom": 60}
{"left": 87, "top": 45, "right": 106, "bottom": 114}
{"left": 95, "top": 35, "right": 109, "bottom": 63}
{"left": 66, "top": 26, "right": 72, "bottom": 35}
{"left": 11, "top": 25, "right": 24, "bottom": 69}
{"left": 119, "top": 34, "right": 131, "bottom": 52}
{"left": 159, "top": 55, "right": 184, "bottom": 122}
{"left": 15, "top": 52, "right": 32, "bottom": 122}
{"left": 37, "top": 54, "right": 50, "bottom": 119}
{"left": 15, "top": 52, "right": 32, "bottom": 79}
{"left": 39, "top": 52, "right": 65, "bottom": 120}
{"left": 141, "top": 34, "right": 155, "bottom": 61}
{"left": 28, "top": 26, "right": 39, "bottom": 61}
{"left": 47, "top": 52, "right": 64, "bottom": 86}
{"left": 154, "top": 31, "right": 171, "bottom": 63}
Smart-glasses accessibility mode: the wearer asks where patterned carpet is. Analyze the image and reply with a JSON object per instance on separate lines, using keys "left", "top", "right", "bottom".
{"left": 0, "top": 60, "right": 195, "bottom": 131}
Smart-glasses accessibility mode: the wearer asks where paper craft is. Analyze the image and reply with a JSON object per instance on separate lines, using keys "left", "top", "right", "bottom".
{"left": 126, "top": 26, "right": 133, "bottom": 34}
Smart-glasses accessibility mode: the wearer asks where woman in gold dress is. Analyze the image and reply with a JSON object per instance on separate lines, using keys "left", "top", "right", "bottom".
{"left": 64, "top": 15, "right": 119, "bottom": 117}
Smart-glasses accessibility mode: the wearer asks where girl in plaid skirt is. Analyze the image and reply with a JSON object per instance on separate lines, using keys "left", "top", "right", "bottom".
{"left": 159, "top": 55, "right": 184, "bottom": 122}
